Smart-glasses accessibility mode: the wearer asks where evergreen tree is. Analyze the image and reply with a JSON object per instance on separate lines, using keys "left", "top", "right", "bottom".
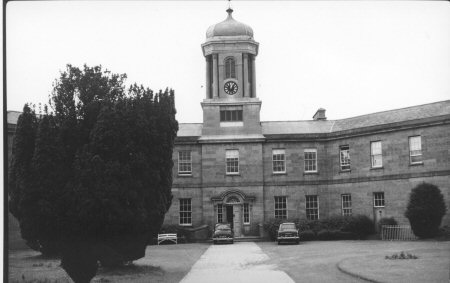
{"left": 9, "top": 65, "right": 178, "bottom": 282}
{"left": 8, "top": 104, "right": 38, "bottom": 235}
{"left": 405, "top": 182, "right": 447, "bottom": 238}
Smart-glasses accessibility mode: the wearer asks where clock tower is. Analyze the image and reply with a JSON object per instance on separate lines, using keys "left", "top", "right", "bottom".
{"left": 200, "top": 8, "right": 263, "bottom": 141}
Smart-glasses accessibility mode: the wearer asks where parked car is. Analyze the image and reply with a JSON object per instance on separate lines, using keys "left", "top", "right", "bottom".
{"left": 277, "top": 222, "right": 299, "bottom": 244}
{"left": 212, "top": 223, "right": 234, "bottom": 244}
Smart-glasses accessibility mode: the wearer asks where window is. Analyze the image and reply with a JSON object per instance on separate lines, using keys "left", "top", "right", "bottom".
{"left": 220, "top": 109, "right": 243, "bottom": 122}
{"left": 409, "top": 136, "right": 422, "bottom": 164}
{"left": 339, "top": 145, "right": 351, "bottom": 171}
{"left": 373, "top": 192, "right": 385, "bottom": 207}
{"left": 225, "top": 57, "right": 236, "bottom": 79}
{"left": 306, "top": 195, "right": 319, "bottom": 220}
{"left": 341, "top": 194, "right": 352, "bottom": 216}
{"left": 243, "top": 203, "right": 250, "bottom": 224}
{"left": 179, "top": 199, "right": 192, "bottom": 225}
{"left": 274, "top": 196, "right": 287, "bottom": 219}
{"left": 217, "top": 204, "right": 223, "bottom": 223}
{"left": 178, "top": 151, "right": 192, "bottom": 175}
{"left": 272, "top": 149, "right": 286, "bottom": 173}
{"left": 304, "top": 149, "right": 317, "bottom": 173}
{"left": 370, "top": 141, "right": 382, "bottom": 168}
{"left": 226, "top": 150, "right": 239, "bottom": 174}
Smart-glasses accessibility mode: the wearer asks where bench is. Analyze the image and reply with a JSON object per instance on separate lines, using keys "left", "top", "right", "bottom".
{"left": 157, "top": 233, "right": 178, "bottom": 245}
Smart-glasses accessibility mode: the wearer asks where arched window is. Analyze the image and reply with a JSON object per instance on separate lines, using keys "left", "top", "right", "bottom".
{"left": 225, "top": 57, "right": 235, "bottom": 79}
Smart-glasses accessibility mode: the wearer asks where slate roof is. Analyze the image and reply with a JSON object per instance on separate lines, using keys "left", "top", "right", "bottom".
{"left": 8, "top": 100, "right": 450, "bottom": 137}
{"left": 178, "top": 100, "right": 450, "bottom": 137}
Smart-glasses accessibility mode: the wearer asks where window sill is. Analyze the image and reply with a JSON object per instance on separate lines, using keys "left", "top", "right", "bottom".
{"left": 339, "top": 169, "right": 351, "bottom": 174}
{"left": 373, "top": 206, "right": 385, "bottom": 208}
{"left": 303, "top": 171, "right": 318, "bottom": 175}
{"left": 178, "top": 174, "right": 192, "bottom": 177}
{"left": 226, "top": 173, "right": 240, "bottom": 176}
{"left": 243, "top": 223, "right": 251, "bottom": 226}
{"left": 409, "top": 162, "right": 424, "bottom": 167}
{"left": 179, "top": 224, "right": 192, "bottom": 227}
{"left": 273, "top": 172, "right": 286, "bottom": 175}
{"left": 370, "top": 166, "right": 384, "bottom": 170}
{"left": 220, "top": 121, "right": 243, "bottom": 127}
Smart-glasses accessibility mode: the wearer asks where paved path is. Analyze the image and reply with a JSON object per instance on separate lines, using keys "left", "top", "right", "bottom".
{"left": 180, "top": 242, "right": 295, "bottom": 283}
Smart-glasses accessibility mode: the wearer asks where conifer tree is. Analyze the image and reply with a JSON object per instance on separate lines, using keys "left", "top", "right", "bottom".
{"left": 9, "top": 65, "right": 178, "bottom": 282}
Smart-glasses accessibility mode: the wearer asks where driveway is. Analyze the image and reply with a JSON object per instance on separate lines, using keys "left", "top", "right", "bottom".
{"left": 180, "top": 242, "right": 294, "bottom": 283}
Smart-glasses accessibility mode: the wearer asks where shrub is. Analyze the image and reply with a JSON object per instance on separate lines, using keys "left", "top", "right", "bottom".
{"left": 317, "top": 230, "right": 334, "bottom": 240}
{"left": 342, "top": 215, "right": 375, "bottom": 239}
{"left": 263, "top": 218, "right": 286, "bottom": 241}
{"left": 385, "top": 251, "right": 418, "bottom": 260}
{"left": 377, "top": 217, "right": 398, "bottom": 232}
{"left": 299, "top": 230, "right": 316, "bottom": 241}
{"left": 405, "top": 182, "right": 447, "bottom": 239}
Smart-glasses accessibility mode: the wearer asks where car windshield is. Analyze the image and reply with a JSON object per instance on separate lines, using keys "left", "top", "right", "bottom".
{"left": 216, "top": 224, "right": 231, "bottom": 231}
{"left": 280, "top": 223, "right": 296, "bottom": 231}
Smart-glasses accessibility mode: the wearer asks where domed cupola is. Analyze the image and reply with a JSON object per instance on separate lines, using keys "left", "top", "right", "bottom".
{"left": 206, "top": 8, "right": 253, "bottom": 39}
{"left": 200, "top": 7, "right": 262, "bottom": 140}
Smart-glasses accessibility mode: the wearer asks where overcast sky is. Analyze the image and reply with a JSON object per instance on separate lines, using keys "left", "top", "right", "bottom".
{"left": 6, "top": 1, "right": 450, "bottom": 123}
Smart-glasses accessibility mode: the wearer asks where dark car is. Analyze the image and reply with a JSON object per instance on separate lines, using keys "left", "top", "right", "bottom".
{"left": 277, "top": 222, "right": 299, "bottom": 245}
{"left": 212, "top": 223, "right": 234, "bottom": 244}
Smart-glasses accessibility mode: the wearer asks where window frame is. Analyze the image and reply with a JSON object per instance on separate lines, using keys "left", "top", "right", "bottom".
{"left": 178, "top": 150, "right": 192, "bottom": 175}
{"left": 225, "top": 57, "right": 236, "bottom": 79}
{"left": 179, "top": 198, "right": 192, "bottom": 226}
{"left": 409, "top": 136, "right": 423, "bottom": 164}
{"left": 226, "top": 149, "right": 240, "bottom": 175}
{"left": 243, "top": 203, "right": 250, "bottom": 224}
{"left": 217, "top": 203, "right": 223, "bottom": 223}
{"left": 304, "top": 148, "right": 318, "bottom": 173}
{"left": 341, "top": 194, "right": 352, "bottom": 216}
{"left": 370, "top": 141, "right": 383, "bottom": 168}
{"left": 339, "top": 145, "right": 351, "bottom": 171}
{"left": 272, "top": 149, "right": 286, "bottom": 174}
{"left": 373, "top": 192, "right": 385, "bottom": 208}
{"left": 274, "top": 196, "right": 287, "bottom": 219}
{"left": 306, "top": 195, "right": 319, "bottom": 220}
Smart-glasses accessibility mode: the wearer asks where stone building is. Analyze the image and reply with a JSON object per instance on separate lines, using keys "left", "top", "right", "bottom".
{"left": 7, "top": 8, "right": 450, "bottom": 239}
{"left": 162, "top": 8, "right": 450, "bottom": 237}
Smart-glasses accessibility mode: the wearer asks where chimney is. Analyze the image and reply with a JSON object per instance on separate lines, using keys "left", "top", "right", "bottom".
{"left": 313, "top": 108, "right": 327, "bottom": 121}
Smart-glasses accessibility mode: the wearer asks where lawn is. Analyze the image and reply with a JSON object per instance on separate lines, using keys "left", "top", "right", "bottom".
{"left": 258, "top": 240, "right": 450, "bottom": 283}
{"left": 8, "top": 243, "right": 209, "bottom": 283}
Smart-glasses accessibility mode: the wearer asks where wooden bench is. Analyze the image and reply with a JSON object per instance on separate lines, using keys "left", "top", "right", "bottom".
{"left": 157, "top": 233, "right": 178, "bottom": 245}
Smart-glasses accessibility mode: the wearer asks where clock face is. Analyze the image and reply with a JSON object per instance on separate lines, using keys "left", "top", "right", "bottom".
{"left": 224, "top": 81, "right": 238, "bottom": 95}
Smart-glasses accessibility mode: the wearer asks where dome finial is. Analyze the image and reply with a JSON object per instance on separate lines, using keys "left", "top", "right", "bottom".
{"left": 226, "top": 0, "right": 233, "bottom": 17}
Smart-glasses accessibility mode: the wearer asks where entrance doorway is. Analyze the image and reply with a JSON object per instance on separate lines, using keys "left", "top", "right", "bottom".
{"left": 225, "top": 205, "right": 242, "bottom": 237}
{"left": 226, "top": 205, "right": 234, "bottom": 229}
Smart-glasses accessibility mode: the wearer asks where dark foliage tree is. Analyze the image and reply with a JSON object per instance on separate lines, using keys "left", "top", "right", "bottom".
{"left": 9, "top": 65, "right": 178, "bottom": 282}
{"left": 405, "top": 182, "right": 447, "bottom": 239}
{"left": 8, "top": 104, "right": 39, "bottom": 250}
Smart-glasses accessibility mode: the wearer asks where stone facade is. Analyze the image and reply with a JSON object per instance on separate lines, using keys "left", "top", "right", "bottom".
{"left": 6, "top": 8, "right": 450, "bottom": 239}
{"left": 162, "top": 8, "right": 450, "bottom": 236}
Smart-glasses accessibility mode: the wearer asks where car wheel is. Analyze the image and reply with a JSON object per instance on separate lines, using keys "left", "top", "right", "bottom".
{"left": 277, "top": 240, "right": 281, "bottom": 245}
{"left": 296, "top": 240, "right": 299, "bottom": 245}
{"left": 213, "top": 240, "right": 217, "bottom": 244}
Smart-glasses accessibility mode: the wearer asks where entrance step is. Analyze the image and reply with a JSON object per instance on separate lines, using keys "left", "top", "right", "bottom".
{"left": 234, "top": 236, "right": 264, "bottom": 242}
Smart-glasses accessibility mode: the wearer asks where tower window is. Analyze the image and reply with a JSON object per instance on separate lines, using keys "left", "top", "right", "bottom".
{"left": 220, "top": 105, "right": 243, "bottom": 122}
{"left": 371, "top": 141, "right": 382, "bottom": 168}
{"left": 225, "top": 57, "right": 236, "bottom": 79}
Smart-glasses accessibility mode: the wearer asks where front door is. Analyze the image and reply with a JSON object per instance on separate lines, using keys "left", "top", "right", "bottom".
{"left": 374, "top": 208, "right": 385, "bottom": 232}
{"left": 226, "top": 205, "right": 234, "bottom": 229}
{"left": 233, "top": 205, "right": 241, "bottom": 237}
